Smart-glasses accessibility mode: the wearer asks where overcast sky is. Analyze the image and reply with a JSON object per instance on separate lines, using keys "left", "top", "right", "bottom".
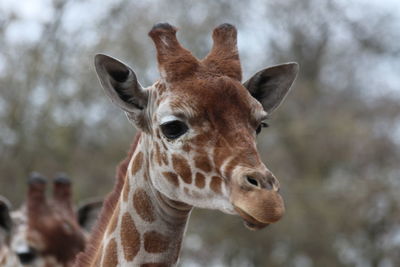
{"left": 1, "top": 0, "right": 399, "bottom": 98}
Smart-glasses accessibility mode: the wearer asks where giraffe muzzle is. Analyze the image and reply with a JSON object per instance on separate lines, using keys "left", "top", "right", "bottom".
{"left": 230, "top": 171, "right": 285, "bottom": 230}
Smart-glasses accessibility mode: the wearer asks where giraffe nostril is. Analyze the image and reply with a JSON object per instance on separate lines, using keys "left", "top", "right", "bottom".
{"left": 244, "top": 173, "right": 279, "bottom": 190}
{"left": 246, "top": 176, "right": 260, "bottom": 187}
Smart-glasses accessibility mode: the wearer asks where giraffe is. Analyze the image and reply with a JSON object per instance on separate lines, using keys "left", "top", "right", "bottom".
{"left": 0, "top": 173, "right": 102, "bottom": 267}
{"left": 76, "top": 23, "right": 298, "bottom": 266}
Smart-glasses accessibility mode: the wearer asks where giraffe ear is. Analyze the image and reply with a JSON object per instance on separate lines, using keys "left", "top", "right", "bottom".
{"left": 94, "top": 54, "right": 149, "bottom": 116}
{"left": 0, "top": 195, "right": 12, "bottom": 234}
{"left": 76, "top": 199, "right": 103, "bottom": 232}
{"left": 244, "top": 63, "right": 299, "bottom": 114}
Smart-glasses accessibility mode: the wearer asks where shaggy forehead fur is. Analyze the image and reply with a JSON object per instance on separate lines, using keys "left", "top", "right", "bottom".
{"left": 163, "top": 77, "right": 264, "bottom": 134}
{"left": 149, "top": 22, "right": 265, "bottom": 138}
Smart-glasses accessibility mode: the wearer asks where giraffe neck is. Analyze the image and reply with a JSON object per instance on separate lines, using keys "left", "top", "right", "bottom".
{"left": 95, "top": 134, "right": 192, "bottom": 266}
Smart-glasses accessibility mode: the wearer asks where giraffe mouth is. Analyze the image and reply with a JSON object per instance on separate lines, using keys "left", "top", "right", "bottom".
{"left": 234, "top": 206, "right": 270, "bottom": 230}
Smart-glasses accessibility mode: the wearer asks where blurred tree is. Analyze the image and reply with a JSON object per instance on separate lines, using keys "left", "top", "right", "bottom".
{"left": 0, "top": 0, "right": 399, "bottom": 266}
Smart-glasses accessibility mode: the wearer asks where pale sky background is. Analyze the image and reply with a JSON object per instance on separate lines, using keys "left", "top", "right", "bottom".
{"left": 2, "top": 0, "right": 400, "bottom": 42}
{"left": 1, "top": 0, "right": 400, "bottom": 89}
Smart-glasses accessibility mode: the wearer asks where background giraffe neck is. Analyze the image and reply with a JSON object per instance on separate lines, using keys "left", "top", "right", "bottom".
{"left": 97, "top": 135, "right": 192, "bottom": 266}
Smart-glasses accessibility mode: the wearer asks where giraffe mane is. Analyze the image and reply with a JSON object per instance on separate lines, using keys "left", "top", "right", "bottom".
{"left": 75, "top": 131, "right": 142, "bottom": 266}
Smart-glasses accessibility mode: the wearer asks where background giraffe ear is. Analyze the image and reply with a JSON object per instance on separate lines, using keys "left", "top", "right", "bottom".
{"left": 244, "top": 63, "right": 299, "bottom": 114}
{"left": 0, "top": 195, "right": 12, "bottom": 234}
{"left": 76, "top": 199, "right": 103, "bottom": 232}
{"left": 94, "top": 54, "right": 148, "bottom": 114}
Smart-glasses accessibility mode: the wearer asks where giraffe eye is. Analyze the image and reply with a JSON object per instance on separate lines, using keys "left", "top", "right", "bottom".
{"left": 256, "top": 122, "right": 269, "bottom": 135}
{"left": 160, "top": 120, "right": 188, "bottom": 139}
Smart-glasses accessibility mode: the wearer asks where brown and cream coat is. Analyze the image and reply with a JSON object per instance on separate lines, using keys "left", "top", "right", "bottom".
{"left": 76, "top": 23, "right": 298, "bottom": 266}
{"left": 0, "top": 173, "right": 101, "bottom": 267}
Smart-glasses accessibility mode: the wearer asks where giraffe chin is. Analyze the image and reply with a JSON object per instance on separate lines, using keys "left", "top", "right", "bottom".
{"left": 234, "top": 206, "right": 270, "bottom": 231}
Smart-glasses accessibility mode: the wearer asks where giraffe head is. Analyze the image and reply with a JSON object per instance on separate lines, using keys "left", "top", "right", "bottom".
{"left": 0, "top": 173, "right": 102, "bottom": 266}
{"left": 95, "top": 23, "right": 298, "bottom": 230}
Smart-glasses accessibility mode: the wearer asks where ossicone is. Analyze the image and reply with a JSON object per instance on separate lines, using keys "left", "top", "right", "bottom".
{"left": 202, "top": 23, "right": 242, "bottom": 81}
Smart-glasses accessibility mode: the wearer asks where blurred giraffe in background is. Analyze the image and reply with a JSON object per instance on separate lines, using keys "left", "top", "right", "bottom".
{"left": 0, "top": 173, "right": 102, "bottom": 267}
{"left": 76, "top": 23, "right": 298, "bottom": 266}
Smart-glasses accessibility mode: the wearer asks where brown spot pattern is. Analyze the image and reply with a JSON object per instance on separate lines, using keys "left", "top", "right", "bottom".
{"left": 144, "top": 231, "right": 170, "bottom": 253}
{"left": 195, "top": 173, "right": 206, "bottom": 188}
{"left": 194, "top": 153, "right": 212, "bottom": 173}
{"left": 102, "top": 239, "right": 118, "bottom": 267}
{"left": 191, "top": 133, "right": 210, "bottom": 147}
{"left": 172, "top": 154, "right": 192, "bottom": 183}
{"left": 182, "top": 143, "right": 191, "bottom": 153}
{"left": 163, "top": 172, "right": 179, "bottom": 187}
{"left": 131, "top": 151, "right": 143, "bottom": 175}
{"left": 120, "top": 212, "right": 140, "bottom": 261}
{"left": 210, "top": 176, "right": 223, "bottom": 194}
{"left": 133, "top": 188, "right": 155, "bottom": 222}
